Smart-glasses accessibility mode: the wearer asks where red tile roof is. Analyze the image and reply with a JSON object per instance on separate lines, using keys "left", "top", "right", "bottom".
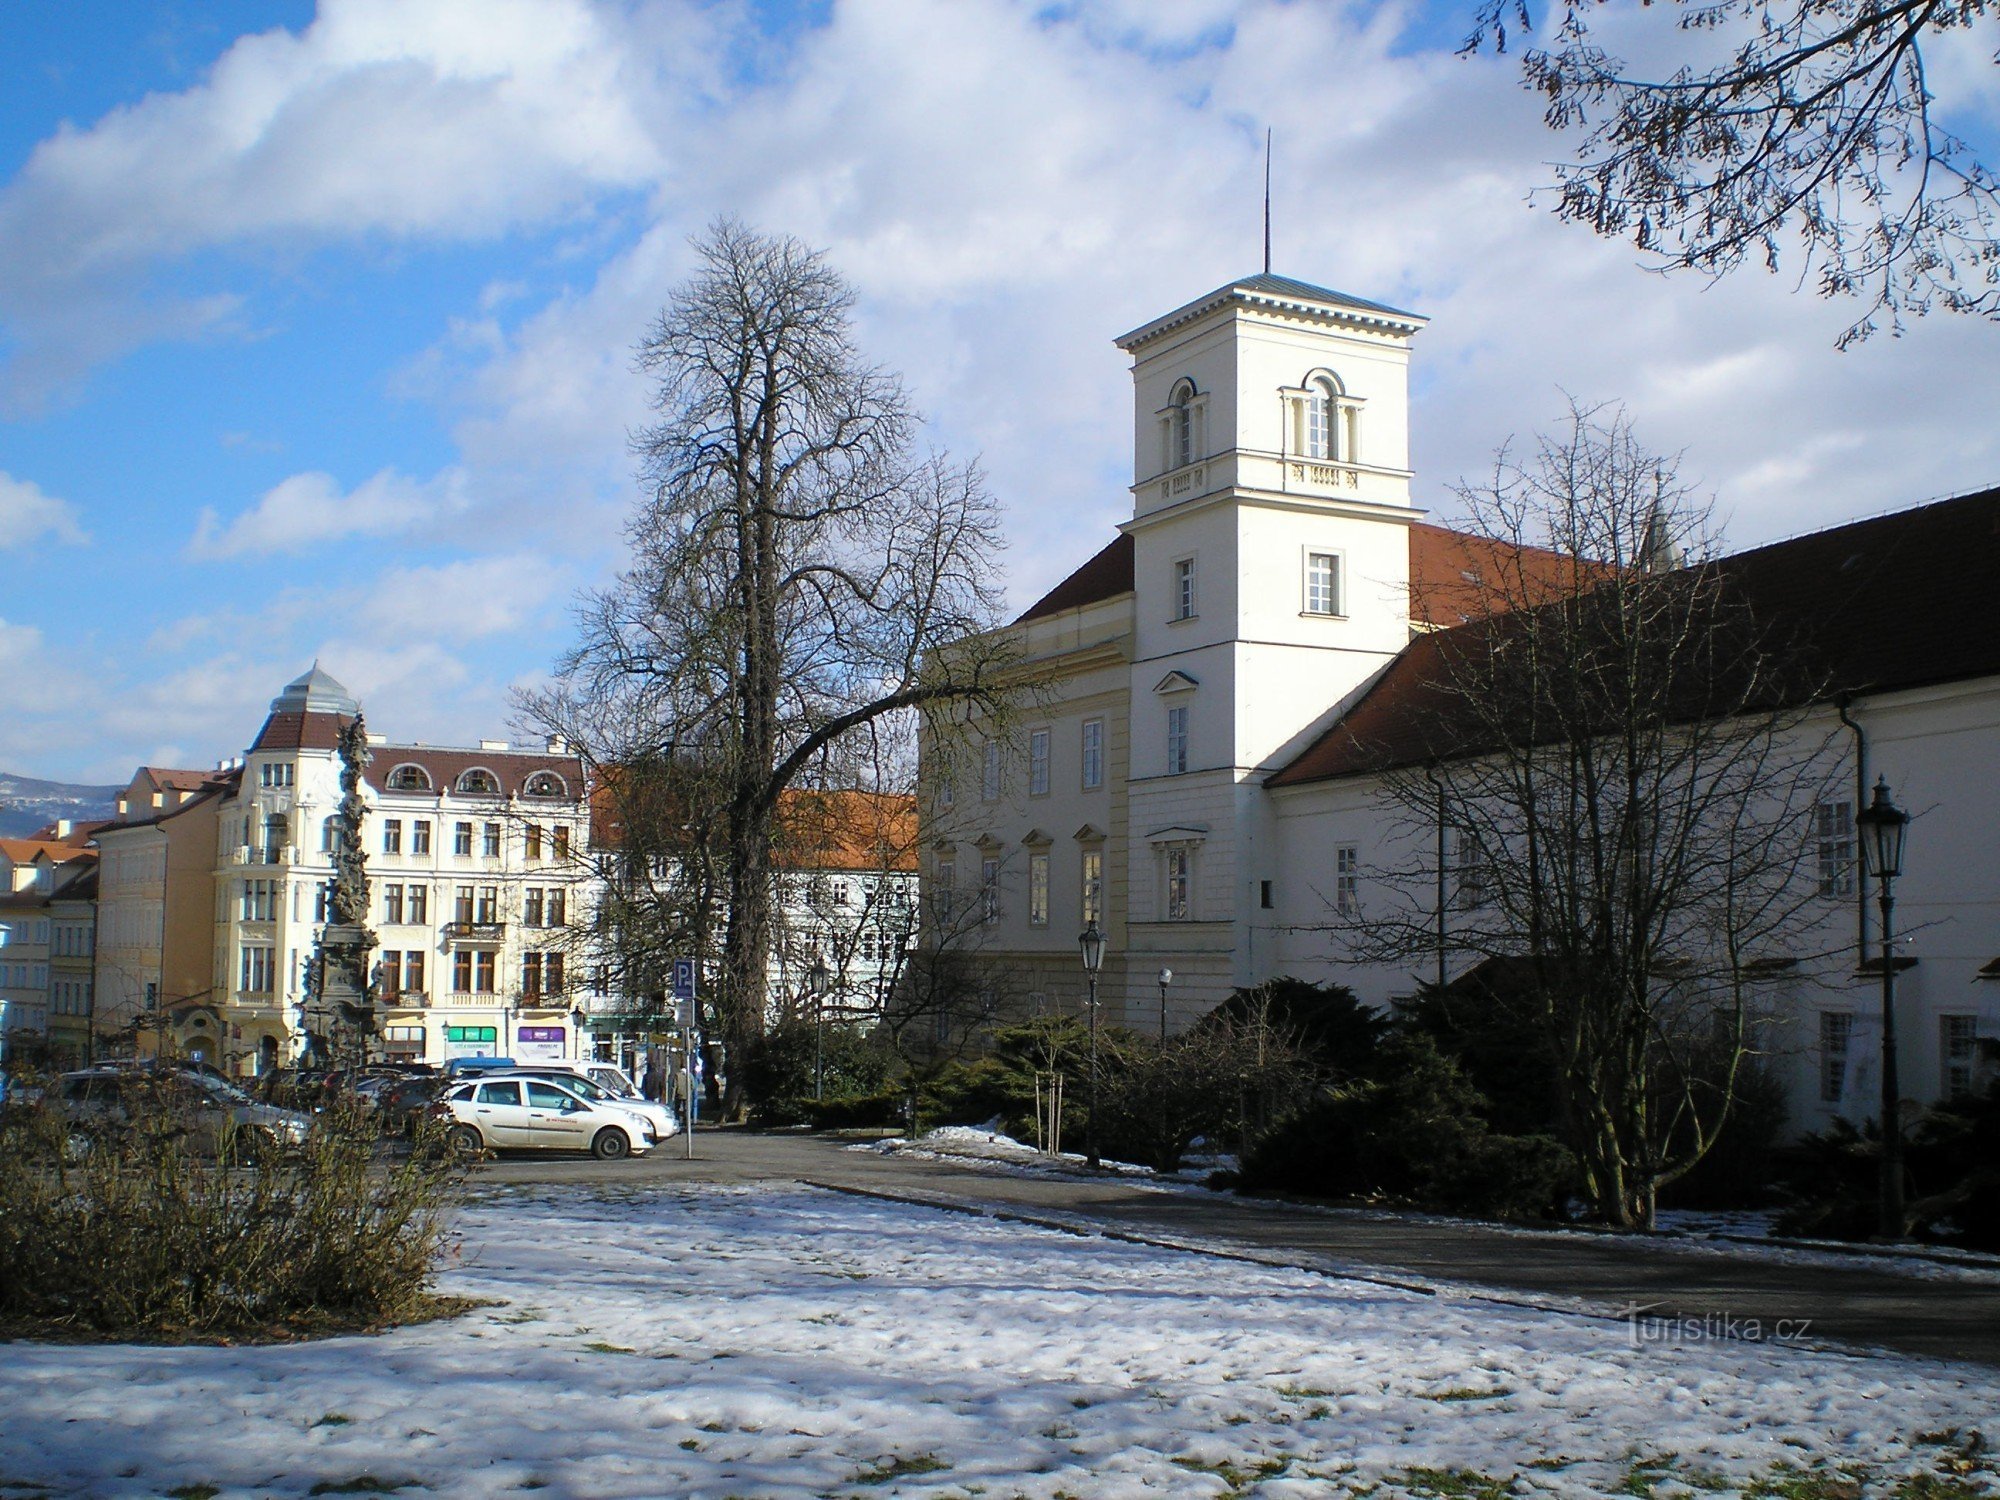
{"left": 363, "top": 745, "right": 586, "bottom": 801}
{"left": 1015, "top": 534, "right": 1136, "bottom": 623}
{"left": 1015, "top": 522, "right": 1566, "bottom": 628}
{"left": 1270, "top": 483, "right": 2000, "bottom": 788}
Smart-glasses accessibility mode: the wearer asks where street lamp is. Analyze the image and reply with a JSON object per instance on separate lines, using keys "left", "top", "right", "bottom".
{"left": 570, "top": 1005, "right": 587, "bottom": 1063}
{"left": 1157, "top": 966, "right": 1173, "bottom": 1045}
{"left": 1078, "top": 921, "right": 1106, "bottom": 1168}
{"left": 808, "top": 956, "right": 830, "bottom": 1101}
{"left": 1856, "top": 775, "right": 1911, "bottom": 1240}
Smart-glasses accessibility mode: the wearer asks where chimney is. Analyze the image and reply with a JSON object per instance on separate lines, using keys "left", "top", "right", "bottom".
{"left": 54, "top": 819, "right": 72, "bottom": 838}
{"left": 366, "top": 733, "right": 387, "bottom": 747}
{"left": 546, "top": 734, "right": 568, "bottom": 754}
{"left": 479, "top": 739, "right": 508, "bottom": 752}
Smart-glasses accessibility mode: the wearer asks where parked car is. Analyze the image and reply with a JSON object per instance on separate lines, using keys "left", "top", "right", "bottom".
{"left": 431, "top": 1076, "right": 656, "bottom": 1159}
{"left": 482, "top": 1067, "right": 679, "bottom": 1141}
{"left": 51, "top": 1067, "right": 313, "bottom": 1160}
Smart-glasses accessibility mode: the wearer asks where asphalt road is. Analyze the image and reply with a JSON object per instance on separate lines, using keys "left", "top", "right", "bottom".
{"left": 470, "top": 1126, "right": 2000, "bottom": 1369}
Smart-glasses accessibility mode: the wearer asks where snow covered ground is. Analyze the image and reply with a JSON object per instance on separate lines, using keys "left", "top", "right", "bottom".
{"left": 2, "top": 1183, "right": 1996, "bottom": 1499}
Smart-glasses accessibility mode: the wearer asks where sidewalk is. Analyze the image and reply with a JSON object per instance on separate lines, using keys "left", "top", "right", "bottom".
{"left": 501, "top": 1128, "right": 2000, "bottom": 1368}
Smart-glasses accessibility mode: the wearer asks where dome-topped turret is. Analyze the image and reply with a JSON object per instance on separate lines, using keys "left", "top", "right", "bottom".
{"left": 269, "top": 662, "right": 360, "bottom": 717}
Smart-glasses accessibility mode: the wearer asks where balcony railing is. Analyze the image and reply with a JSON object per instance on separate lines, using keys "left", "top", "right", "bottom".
{"left": 442, "top": 921, "right": 506, "bottom": 941}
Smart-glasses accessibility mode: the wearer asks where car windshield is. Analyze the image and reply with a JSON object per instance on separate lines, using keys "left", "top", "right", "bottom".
{"left": 591, "top": 1067, "right": 640, "bottom": 1098}
{"left": 193, "top": 1073, "right": 256, "bottom": 1106}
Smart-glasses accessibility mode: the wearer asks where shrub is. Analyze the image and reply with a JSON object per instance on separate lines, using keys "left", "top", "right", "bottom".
{"left": 0, "top": 1088, "right": 466, "bottom": 1340}
{"left": 742, "top": 1019, "right": 898, "bottom": 1126}
{"left": 1237, "top": 1035, "right": 1573, "bottom": 1219}
{"left": 1775, "top": 1084, "right": 2000, "bottom": 1249}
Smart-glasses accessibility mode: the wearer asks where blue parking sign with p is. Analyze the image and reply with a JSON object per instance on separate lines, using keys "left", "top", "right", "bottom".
{"left": 671, "top": 958, "right": 696, "bottom": 1001}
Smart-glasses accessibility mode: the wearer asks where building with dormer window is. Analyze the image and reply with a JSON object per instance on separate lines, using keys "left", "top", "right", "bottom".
{"left": 929, "top": 271, "right": 2000, "bottom": 1128}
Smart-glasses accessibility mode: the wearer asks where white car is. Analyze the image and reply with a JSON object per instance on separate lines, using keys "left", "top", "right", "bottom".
{"left": 483, "top": 1067, "right": 680, "bottom": 1142}
{"left": 435, "top": 1076, "right": 655, "bottom": 1159}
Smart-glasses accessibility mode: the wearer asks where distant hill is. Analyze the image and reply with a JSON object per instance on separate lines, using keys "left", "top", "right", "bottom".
{"left": 0, "top": 771, "right": 120, "bottom": 839}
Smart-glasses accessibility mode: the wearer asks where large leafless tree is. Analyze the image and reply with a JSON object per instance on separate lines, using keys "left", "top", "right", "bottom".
{"left": 1467, "top": 0, "right": 2000, "bottom": 344}
{"left": 524, "top": 221, "right": 1012, "bottom": 1113}
{"left": 1349, "top": 402, "right": 1845, "bottom": 1227}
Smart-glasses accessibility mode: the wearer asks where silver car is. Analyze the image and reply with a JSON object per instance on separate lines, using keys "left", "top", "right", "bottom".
{"left": 481, "top": 1067, "right": 679, "bottom": 1142}
{"left": 53, "top": 1067, "right": 313, "bottom": 1160}
{"left": 436, "top": 1076, "right": 655, "bottom": 1160}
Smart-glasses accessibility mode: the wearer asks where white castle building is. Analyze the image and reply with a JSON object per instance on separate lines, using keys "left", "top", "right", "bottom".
{"left": 928, "top": 271, "right": 2000, "bottom": 1133}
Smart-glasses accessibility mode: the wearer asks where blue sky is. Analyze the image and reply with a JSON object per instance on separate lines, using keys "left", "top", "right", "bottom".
{"left": 2, "top": 0, "right": 1997, "bottom": 784}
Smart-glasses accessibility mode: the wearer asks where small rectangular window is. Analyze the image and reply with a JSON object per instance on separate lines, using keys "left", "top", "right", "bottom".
{"left": 454, "top": 949, "right": 474, "bottom": 993}
{"left": 405, "top": 951, "right": 426, "bottom": 993}
{"left": 1815, "top": 800, "right": 1856, "bottom": 899}
{"left": 982, "top": 739, "right": 1001, "bottom": 802}
{"left": 980, "top": 857, "right": 1000, "bottom": 925}
{"left": 453, "top": 822, "right": 474, "bottom": 857}
{"left": 1164, "top": 847, "right": 1192, "bottom": 921}
{"left": 1166, "top": 706, "right": 1189, "bottom": 776}
{"left": 1029, "top": 729, "right": 1050, "bottom": 797}
{"left": 1336, "top": 844, "right": 1359, "bottom": 915}
{"left": 476, "top": 886, "right": 499, "bottom": 923}
{"left": 382, "top": 818, "right": 403, "bottom": 855}
{"left": 1453, "top": 828, "right": 1488, "bottom": 909}
{"left": 1028, "top": 852, "right": 1049, "bottom": 927}
{"left": 412, "top": 820, "right": 432, "bottom": 855}
{"left": 1306, "top": 552, "right": 1341, "bottom": 615}
{"left": 409, "top": 884, "right": 428, "bottom": 925}
{"left": 523, "top": 888, "right": 544, "bottom": 927}
{"left": 1260, "top": 879, "right": 1274, "bottom": 910}
{"left": 384, "top": 885, "right": 405, "bottom": 924}
{"left": 1081, "top": 719, "right": 1104, "bottom": 790}
{"left": 1820, "top": 1011, "right": 1854, "bottom": 1103}
{"left": 936, "top": 860, "right": 956, "bottom": 924}
{"left": 475, "top": 950, "right": 496, "bottom": 994}
{"left": 482, "top": 822, "right": 502, "bottom": 858}
{"left": 553, "top": 825, "right": 570, "bottom": 860}
{"left": 1942, "top": 1015, "right": 1980, "bottom": 1101}
{"left": 1080, "top": 850, "right": 1102, "bottom": 926}
{"left": 1173, "top": 557, "right": 1196, "bottom": 620}
{"left": 525, "top": 824, "right": 543, "bottom": 861}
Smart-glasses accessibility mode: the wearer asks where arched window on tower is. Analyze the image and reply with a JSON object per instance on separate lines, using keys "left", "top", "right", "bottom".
{"left": 1169, "top": 379, "right": 1196, "bottom": 470}
{"left": 1305, "top": 375, "right": 1337, "bottom": 460}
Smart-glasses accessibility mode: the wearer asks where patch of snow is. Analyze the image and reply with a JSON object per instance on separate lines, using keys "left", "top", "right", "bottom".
{"left": 2, "top": 1184, "right": 1996, "bottom": 1498}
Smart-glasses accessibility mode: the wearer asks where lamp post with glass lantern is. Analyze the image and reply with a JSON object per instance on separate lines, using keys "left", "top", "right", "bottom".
{"left": 1157, "top": 967, "right": 1173, "bottom": 1044}
{"left": 1855, "top": 776, "right": 1911, "bottom": 1240}
{"left": 808, "top": 956, "right": 830, "bottom": 1101}
{"left": 1079, "top": 921, "right": 1106, "bottom": 1168}
{"left": 570, "top": 1005, "right": 588, "bottom": 1063}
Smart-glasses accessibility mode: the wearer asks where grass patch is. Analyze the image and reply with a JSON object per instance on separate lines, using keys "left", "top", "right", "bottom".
{"left": 1169, "top": 1456, "right": 1292, "bottom": 1498}
{"left": 306, "top": 1479, "right": 424, "bottom": 1496}
{"left": 165, "top": 1488, "right": 220, "bottom": 1500}
{"left": 851, "top": 1454, "right": 952, "bottom": 1486}
{"left": 1398, "top": 1467, "right": 1513, "bottom": 1500}
{"left": 1420, "top": 1387, "right": 1515, "bottom": 1404}
{"left": 1744, "top": 1464, "right": 1867, "bottom": 1500}
{"left": 313, "top": 1413, "right": 354, "bottom": 1428}
{"left": 580, "top": 1341, "right": 636, "bottom": 1355}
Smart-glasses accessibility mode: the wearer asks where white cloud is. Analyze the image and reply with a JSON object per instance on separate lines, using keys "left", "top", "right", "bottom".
{"left": 362, "top": 554, "right": 567, "bottom": 644}
{"left": 0, "top": 0, "right": 697, "bottom": 407}
{"left": 0, "top": 471, "right": 88, "bottom": 549}
{"left": 187, "top": 466, "right": 465, "bottom": 558}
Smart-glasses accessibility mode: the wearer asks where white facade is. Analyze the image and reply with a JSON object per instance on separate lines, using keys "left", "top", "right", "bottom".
{"left": 207, "top": 668, "right": 597, "bottom": 1073}
{"left": 930, "top": 271, "right": 2000, "bottom": 1131}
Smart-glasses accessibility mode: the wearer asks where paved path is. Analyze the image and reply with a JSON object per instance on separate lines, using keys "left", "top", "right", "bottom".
{"left": 476, "top": 1128, "right": 2000, "bottom": 1369}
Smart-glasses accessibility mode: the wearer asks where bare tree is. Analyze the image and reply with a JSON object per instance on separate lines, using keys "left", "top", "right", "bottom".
{"left": 522, "top": 221, "right": 1013, "bottom": 1114}
{"left": 1467, "top": 0, "right": 2000, "bottom": 344}
{"left": 1345, "top": 401, "right": 1845, "bottom": 1227}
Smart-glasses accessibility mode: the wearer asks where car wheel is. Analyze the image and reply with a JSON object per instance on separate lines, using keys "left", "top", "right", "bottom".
{"left": 591, "top": 1127, "right": 631, "bottom": 1161}
{"left": 447, "top": 1124, "right": 485, "bottom": 1157}
{"left": 232, "top": 1126, "right": 279, "bottom": 1166}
